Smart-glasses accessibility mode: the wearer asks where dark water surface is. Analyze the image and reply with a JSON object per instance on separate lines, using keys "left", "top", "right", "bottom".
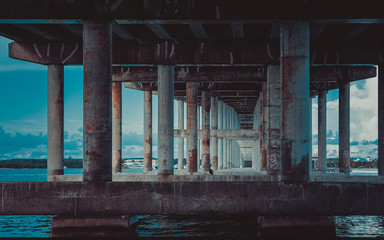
{"left": 0, "top": 168, "right": 382, "bottom": 238}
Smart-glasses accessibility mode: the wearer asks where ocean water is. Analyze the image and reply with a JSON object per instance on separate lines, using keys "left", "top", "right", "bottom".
{"left": 0, "top": 168, "right": 382, "bottom": 238}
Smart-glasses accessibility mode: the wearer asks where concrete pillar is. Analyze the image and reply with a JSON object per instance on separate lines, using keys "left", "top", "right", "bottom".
{"left": 178, "top": 100, "right": 185, "bottom": 170}
{"left": 158, "top": 65, "right": 174, "bottom": 176}
{"left": 280, "top": 20, "right": 310, "bottom": 182}
{"left": 318, "top": 90, "right": 327, "bottom": 173}
{"left": 253, "top": 97, "right": 261, "bottom": 170}
{"left": 210, "top": 97, "right": 218, "bottom": 170}
{"left": 187, "top": 81, "right": 198, "bottom": 173}
{"left": 201, "top": 90, "right": 211, "bottom": 171}
{"left": 112, "top": 82, "right": 122, "bottom": 174}
{"left": 47, "top": 64, "right": 64, "bottom": 181}
{"left": 197, "top": 106, "right": 201, "bottom": 168}
{"left": 144, "top": 90, "right": 152, "bottom": 172}
{"left": 223, "top": 104, "right": 227, "bottom": 169}
{"left": 217, "top": 100, "right": 223, "bottom": 169}
{"left": 83, "top": 20, "right": 112, "bottom": 183}
{"left": 267, "top": 65, "right": 281, "bottom": 175}
{"left": 339, "top": 81, "right": 350, "bottom": 175}
{"left": 261, "top": 81, "right": 268, "bottom": 171}
{"left": 379, "top": 65, "right": 384, "bottom": 175}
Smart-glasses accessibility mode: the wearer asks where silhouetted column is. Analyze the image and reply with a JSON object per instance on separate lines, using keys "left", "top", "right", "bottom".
{"left": 83, "top": 20, "right": 112, "bottom": 182}
{"left": 280, "top": 20, "right": 310, "bottom": 182}
{"left": 47, "top": 64, "right": 64, "bottom": 181}
{"left": 379, "top": 65, "right": 384, "bottom": 175}
{"left": 223, "top": 104, "right": 227, "bottom": 169}
{"left": 112, "top": 82, "right": 122, "bottom": 174}
{"left": 201, "top": 90, "right": 210, "bottom": 171}
{"left": 144, "top": 90, "right": 152, "bottom": 172}
{"left": 318, "top": 90, "right": 327, "bottom": 173}
{"left": 187, "top": 81, "right": 198, "bottom": 173}
{"left": 158, "top": 65, "right": 174, "bottom": 176}
{"left": 339, "top": 81, "right": 350, "bottom": 175}
{"left": 178, "top": 99, "right": 184, "bottom": 170}
{"left": 261, "top": 81, "right": 268, "bottom": 170}
{"left": 210, "top": 97, "right": 218, "bottom": 170}
{"left": 218, "top": 100, "right": 223, "bottom": 169}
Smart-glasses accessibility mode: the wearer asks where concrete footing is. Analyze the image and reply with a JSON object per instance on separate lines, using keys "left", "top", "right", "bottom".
{"left": 257, "top": 216, "right": 335, "bottom": 239}
{"left": 52, "top": 215, "right": 138, "bottom": 238}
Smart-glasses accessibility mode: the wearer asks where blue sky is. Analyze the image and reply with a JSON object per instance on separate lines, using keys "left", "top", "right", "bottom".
{"left": 0, "top": 36, "right": 378, "bottom": 160}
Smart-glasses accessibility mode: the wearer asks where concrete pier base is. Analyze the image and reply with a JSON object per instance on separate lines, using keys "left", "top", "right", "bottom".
{"left": 257, "top": 216, "right": 335, "bottom": 239}
{"left": 52, "top": 215, "right": 138, "bottom": 238}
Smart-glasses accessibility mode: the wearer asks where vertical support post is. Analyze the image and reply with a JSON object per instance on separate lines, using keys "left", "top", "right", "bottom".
{"left": 280, "top": 20, "right": 310, "bottom": 182}
{"left": 339, "top": 81, "right": 350, "bottom": 175}
{"left": 218, "top": 100, "right": 223, "bottom": 169}
{"left": 187, "top": 81, "right": 198, "bottom": 173}
{"left": 83, "top": 20, "right": 112, "bottom": 182}
{"left": 201, "top": 90, "right": 211, "bottom": 171}
{"left": 318, "top": 90, "right": 327, "bottom": 173}
{"left": 47, "top": 64, "right": 64, "bottom": 181}
{"left": 112, "top": 82, "right": 122, "bottom": 174}
{"left": 261, "top": 81, "right": 268, "bottom": 170}
{"left": 267, "top": 65, "right": 281, "bottom": 175}
{"left": 223, "top": 104, "right": 227, "bottom": 169}
{"left": 253, "top": 97, "right": 261, "bottom": 170}
{"left": 379, "top": 65, "right": 384, "bottom": 175}
{"left": 197, "top": 106, "right": 201, "bottom": 168}
{"left": 211, "top": 97, "right": 218, "bottom": 170}
{"left": 158, "top": 65, "right": 174, "bottom": 176}
{"left": 178, "top": 99, "right": 185, "bottom": 170}
{"left": 144, "top": 90, "right": 152, "bottom": 172}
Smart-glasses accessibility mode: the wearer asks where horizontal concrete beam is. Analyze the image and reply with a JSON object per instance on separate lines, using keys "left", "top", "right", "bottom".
{"left": 2, "top": 181, "right": 384, "bottom": 216}
{"left": 174, "top": 129, "right": 258, "bottom": 139}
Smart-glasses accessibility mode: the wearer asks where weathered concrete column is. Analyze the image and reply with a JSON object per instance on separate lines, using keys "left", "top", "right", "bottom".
{"left": 253, "top": 99, "right": 261, "bottom": 170}
{"left": 144, "top": 90, "right": 152, "bottom": 172}
{"left": 318, "top": 90, "right": 327, "bottom": 173}
{"left": 261, "top": 81, "right": 268, "bottom": 170}
{"left": 187, "top": 81, "right": 198, "bottom": 173}
{"left": 222, "top": 104, "right": 227, "bottom": 169}
{"left": 83, "top": 20, "right": 112, "bottom": 182}
{"left": 280, "top": 20, "right": 310, "bottom": 182}
{"left": 267, "top": 65, "right": 281, "bottom": 175}
{"left": 47, "top": 64, "right": 64, "bottom": 181}
{"left": 178, "top": 100, "right": 185, "bottom": 170}
{"left": 339, "top": 81, "right": 350, "bottom": 175}
{"left": 217, "top": 100, "right": 223, "bottom": 169}
{"left": 158, "top": 65, "right": 174, "bottom": 176}
{"left": 210, "top": 97, "right": 218, "bottom": 170}
{"left": 112, "top": 82, "right": 122, "bottom": 174}
{"left": 197, "top": 106, "right": 201, "bottom": 168}
{"left": 379, "top": 65, "right": 384, "bottom": 175}
{"left": 201, "top": 90, "right": 211, "bottom": 171}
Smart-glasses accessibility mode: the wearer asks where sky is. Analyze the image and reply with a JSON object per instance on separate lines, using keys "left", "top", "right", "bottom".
{"left": 0, "top": 36, "right": 379, "bottom": 160}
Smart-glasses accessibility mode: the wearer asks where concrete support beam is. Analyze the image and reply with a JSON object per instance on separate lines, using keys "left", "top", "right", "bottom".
{"left": 210, "top": 97, "right": 218, "bottom": 170}
{"left": 218, "top": 100, "right": 223, "bottom": 170}
{"left": 112, "top": 82, "right": 122, "bottom": 174}
{"left": 379, "top": 65, "right": 384, "bottom": 175}
{"left": 223, "top": 104, "right": 227, "bottom": 169}
{"left": 201, "top": 90, "right": 211, "bottom": 171}
{"left": 158, "top": 65, "right": 174, "bottom": 176}
{"left": 83, "top": 20, "right": 112, "bottom": 183}
{"left": 280, "top": 20, "right": 310, "bottom": 182}
{"left": 261, "top": 82, "right": 268, "bottom": 170}
{"left": 267, "top": 65, "right": 281, "bottom": 175}
{"left": 339, "top": 81, "right": 351, "bottom": 175}
{"left": 253, "top": 97, "right": 262, "bottom": 170}
{"left": 318, "top": 90, "right": 327, "bottom": 173}
{"left": 197, "top": 106, "right": 201, "bottom": 168}
{"left": 144, "top": 90, "right": 153, "bottom": 172}
{"left": 178, "top": 100, "right": 185, "bottom": 170}
{"left": 47, "top": 64, "right": 64, "bottom": 181}
{"left": 187, "top": 81, "right": 198, "bottom": 173}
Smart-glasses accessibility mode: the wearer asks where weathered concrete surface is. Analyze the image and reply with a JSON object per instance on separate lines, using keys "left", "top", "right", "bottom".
{"left": 217, "top": 100, "right": 223, "bottom": 169}
{"left": 47, "top": 64, "right": 64, "bottom": 181}
{"left": 210, "top": 97, "right": 218, "bottom": 170}
{"left": 339, "top": 81, "right": 350, "bottom": 175}
{"left": 318, "top": 90, "right": 327, "bottom": 173}
{"left": 187, "top": 81, "right": 198, "bottom": 173}
{"left": 174, "top": 129, "right": 259, "bottom": 140}
{"left": 201, "top": 90, "right": 210, "bottom": 171}
{"left": 144, "top": 90, "right": 152, "bottom": 172}
{"left": 2, "top": 181, "right": 384, "bottom": 216}
{"left": 112, "top": 82, "right": 122, "bottom": 174}
{"left": 178, "top": 100, "right": 185, "bottom": 170}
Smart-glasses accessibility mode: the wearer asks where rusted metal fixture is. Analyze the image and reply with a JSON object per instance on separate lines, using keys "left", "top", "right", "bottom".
{"left": 144, "top": 90, "right": 153, "bottom": 172}
{"left": 210, "top": 97, "right": 218, "bottom": 170}
{"left": 267, "top": 65, "right": 281, "bottom": 175}
{"left": 339, "top": 80, "right": 350, "bottom": 175}
{"left": 217, "top": 100, "right": 223, "bottom": 169}
{"left": 201, "top": 90, "right": 211, "bottom": 171}
{"left": 318, "top": 90, "right": 327, "bottom": 173}
{"left": 83, "top": 20, "right": 112, "bottom": 183}
{"left": 157, "top": 65, "right": 174, "bottom": 176}
{"left": 379, "top": 65, "right": 384, "bottom": 176}
{"left": 112, "top": 82, "right": 122, "bottom": 174}
{"left": 178, "top": 100, "right": 185, "bottom": 170}
{"left": 47, "top": 64, "right": 64, "bottom": 181}
{"left": 187, "top": 81, "right": 198, "bottom": 173}
{"left": 280, "top": 20, "right": 310, "bottom": 182}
